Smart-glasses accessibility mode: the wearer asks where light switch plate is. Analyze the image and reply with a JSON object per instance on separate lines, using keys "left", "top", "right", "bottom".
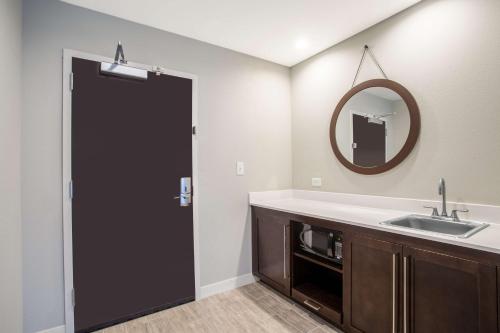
{"left": 236, "top": 161, "right": 245, "bottom": 176}
{"left": 311, "top": 177, "right": 322, "bottom": 187}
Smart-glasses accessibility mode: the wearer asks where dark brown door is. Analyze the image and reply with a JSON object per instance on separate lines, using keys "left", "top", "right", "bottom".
{"left": 346, "top": 235, "right": 402, "bottom": 333}
{"left": 352, "top": 114, "right": 386, "bottom": 167}
{"left": 71, "top": 58, "right": 194, "bottom": 332}
{"left": 403, "top": 246, "right": 497, "bottom": 333}
{"left": 253, "top": 210, "right": 290, "bottom": 295}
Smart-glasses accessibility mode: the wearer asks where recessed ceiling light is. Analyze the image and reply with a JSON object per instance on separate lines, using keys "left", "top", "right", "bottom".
{"left": 295, "top": 38, "right": 308, "bottom": 50}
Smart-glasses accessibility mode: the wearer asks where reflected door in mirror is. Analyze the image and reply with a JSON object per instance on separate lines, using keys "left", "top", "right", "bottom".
{"left": 336, "top": 87, "right": 409, "bottom": 166}
{"left": 352, "top": 114, "right": 386, "bottom": 167}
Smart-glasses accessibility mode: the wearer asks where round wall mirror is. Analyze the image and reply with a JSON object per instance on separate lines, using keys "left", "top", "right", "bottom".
{"left": 330, "top": 79, "right": 420, "bottom": 174}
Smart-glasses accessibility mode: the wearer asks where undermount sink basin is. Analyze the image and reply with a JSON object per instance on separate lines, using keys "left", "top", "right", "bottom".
{"left": 380, "top": 214, "right": 489, "bottom": 238}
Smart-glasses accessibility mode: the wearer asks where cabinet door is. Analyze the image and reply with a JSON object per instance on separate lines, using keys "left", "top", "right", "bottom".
{"left": 253, "top": 210, "right": 290, "bottom": 295}
{"left": 346, "top": 236, "right": 402, "bottom": 333}
{"left": 403, "top": 246, "right": 497, "bottom": 333}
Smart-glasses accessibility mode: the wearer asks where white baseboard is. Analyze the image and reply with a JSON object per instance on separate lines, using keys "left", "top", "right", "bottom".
{"left": 199, "top": 273, "right": 257, "bottom": 299}
{"left": 36, "top": 325, "right": 65, "bottom": 333}
{"left": 39, "top": 275, "right": 256, "bottom": 333}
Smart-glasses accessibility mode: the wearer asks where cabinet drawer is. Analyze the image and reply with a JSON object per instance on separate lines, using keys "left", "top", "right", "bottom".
{"left": 292, "top": 286, "right": 342, "bottom": 324}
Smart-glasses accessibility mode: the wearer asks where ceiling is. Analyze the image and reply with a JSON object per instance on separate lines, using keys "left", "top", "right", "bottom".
{"left": 61, "top": 0, "right": 421, "bottom": 67}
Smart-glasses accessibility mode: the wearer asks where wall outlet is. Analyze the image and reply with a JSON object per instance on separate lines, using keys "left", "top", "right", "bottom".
{"left": 311, "top": 177, "right": 322, "bottom": 187}
{"left": 236, "top": 161, "right": 245, "bottom": 176}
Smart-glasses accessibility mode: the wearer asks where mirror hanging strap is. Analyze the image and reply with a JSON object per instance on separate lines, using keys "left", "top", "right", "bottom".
{"left": 351, "top": 45, "right": 388, "bottom": 88}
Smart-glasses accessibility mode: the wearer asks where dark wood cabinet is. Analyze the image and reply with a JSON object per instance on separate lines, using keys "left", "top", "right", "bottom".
{"left": 345, "top": 237, "right": 498, "bottom": 333}
{"left": 346, "top": 236, "right": 402, "bottom": 333}
{"left": 403, "top": 246, "right": 497, "bottom": 333}
{"left": 251, "top": 206, "right": 500, "bottom": 333}
{"left": 252, "top": 208, "right": 290, "bottom": 295}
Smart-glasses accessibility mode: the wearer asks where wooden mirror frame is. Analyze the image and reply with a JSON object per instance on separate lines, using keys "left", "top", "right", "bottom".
{"left": 329, "top": 79, "right": 420, "bottom": 175}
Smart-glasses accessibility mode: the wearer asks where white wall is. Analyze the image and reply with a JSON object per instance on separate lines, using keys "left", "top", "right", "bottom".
{"left": 386, "top": 100, "right": 410, "bottom": 160}
{"left": 291, "top": 0, "right": 500, "bottom": 205}
{"left": 0, "top": 0, "right": 23, "bottom": 332}
{"left": 22, "top": 0, "right": 292, "bottom": 331}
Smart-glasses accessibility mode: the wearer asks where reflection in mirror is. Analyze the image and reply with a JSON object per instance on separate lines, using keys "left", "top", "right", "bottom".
{"left": 335, "top": 87, "right": 410, "bottom": 168}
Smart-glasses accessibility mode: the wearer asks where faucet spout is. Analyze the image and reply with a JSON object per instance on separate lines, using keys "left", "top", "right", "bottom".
{"left": 438, "top": 178, "right": 448, "bottom": 217}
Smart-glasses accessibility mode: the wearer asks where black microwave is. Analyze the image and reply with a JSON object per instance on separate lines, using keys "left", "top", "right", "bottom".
{"left": 299, "top": 223, "right": 343, "bottom": 264}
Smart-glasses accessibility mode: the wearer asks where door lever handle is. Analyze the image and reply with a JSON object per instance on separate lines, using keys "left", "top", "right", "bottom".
{"left": 175, "top": 177, "right": 192, "bottom": 207}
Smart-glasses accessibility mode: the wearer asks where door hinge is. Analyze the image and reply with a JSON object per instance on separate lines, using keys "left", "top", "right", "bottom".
{"left": 352, "top": 142, "right": 357, "bottom": 149}
{"left": 69, "top": 72, "right": 74, "bottom": 91}
{"left": 69, "top": 180, "right": 74, "bottom": 200}
{"left": 71, "top": 288, "right": 75, "bottom": 308}
{"left": 192, "top": 126, "right": 196, "bottom": 135}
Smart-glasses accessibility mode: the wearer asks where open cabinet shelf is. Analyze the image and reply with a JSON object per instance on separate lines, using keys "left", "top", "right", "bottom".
{"left": 293, "top": 250, "right": 343, "bottom": 274}
{"left": 291, "top": 221, "right": 344, "bottom": 325}
{"left": 292, "top": 254, "right": 343, "bottom": 324}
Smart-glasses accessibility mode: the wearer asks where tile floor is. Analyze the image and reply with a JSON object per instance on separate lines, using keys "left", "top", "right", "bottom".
{"left": 97, "top": 282, "right": 342, "bottom": 333}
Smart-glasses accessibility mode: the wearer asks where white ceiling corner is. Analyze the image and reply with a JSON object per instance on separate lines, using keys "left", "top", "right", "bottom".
{"left": 60, "top": 0, "right": 421, "bottom": 67}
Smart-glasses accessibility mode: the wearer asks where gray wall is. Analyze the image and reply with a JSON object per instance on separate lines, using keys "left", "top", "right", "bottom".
{"left": 22, "top": 0, "right": 292, "bottom": 331}
{"left": 386, "top": 100, "right": 411, "bottom": 160}
{"left": 0, "top": 0, "right": 23, "bottom": 332}
{"left": 23, "top": 1, "right": 500, "bottom": 331}
{"left": 291, "top": 0, "right": 500, "bottom": 205}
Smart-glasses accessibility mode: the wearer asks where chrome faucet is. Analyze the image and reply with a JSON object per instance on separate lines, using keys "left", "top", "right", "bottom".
{"left": 438, "top": 178, "right": 448, "bottom": 217}
{"left": 424, "top": 178, "right": 470, "bottom": 221}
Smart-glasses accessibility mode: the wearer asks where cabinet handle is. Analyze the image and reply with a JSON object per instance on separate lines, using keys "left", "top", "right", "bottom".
{"left": 392, "top": 254, "right": 396, "bottom": 333}
{"left": 283, "top": 225, "right": 287, "bottom": 279}
{"left": 403, "top": 256, "right": 408, "bottom": 333}
{"left": 303, "top": 299, "right": 321, "bottom": 311}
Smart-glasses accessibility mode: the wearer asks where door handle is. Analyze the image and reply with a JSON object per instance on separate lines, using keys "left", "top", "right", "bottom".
{"left": 303, "top": 299, "right": 321, "bottom": 312}
{"left": 174, "top": 177, "right": 192, "bottom": 207}
{"left": 392, "top": 254, "right": 397, "bottom": 333}
{"left": 283, "top": 225, "right": 287, "bottom": 279}
{"left": 403, "top": 256, "right": 408, "bottom": 333}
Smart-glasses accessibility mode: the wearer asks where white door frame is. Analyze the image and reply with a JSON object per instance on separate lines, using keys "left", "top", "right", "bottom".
{"left": 62, "top": 49, "right": 200, "bottom": 333}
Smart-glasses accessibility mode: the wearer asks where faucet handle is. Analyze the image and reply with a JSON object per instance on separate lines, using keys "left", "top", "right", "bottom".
{"left": 450, "top": 208, "right": 469, "bottom": 222}
{"left": 423, "top": 205, "right": 439, "bottom": 217}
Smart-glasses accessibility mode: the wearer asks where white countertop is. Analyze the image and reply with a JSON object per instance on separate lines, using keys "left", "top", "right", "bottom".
{"left": 249, "top": 190, "right": 500, "bottom": 255}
